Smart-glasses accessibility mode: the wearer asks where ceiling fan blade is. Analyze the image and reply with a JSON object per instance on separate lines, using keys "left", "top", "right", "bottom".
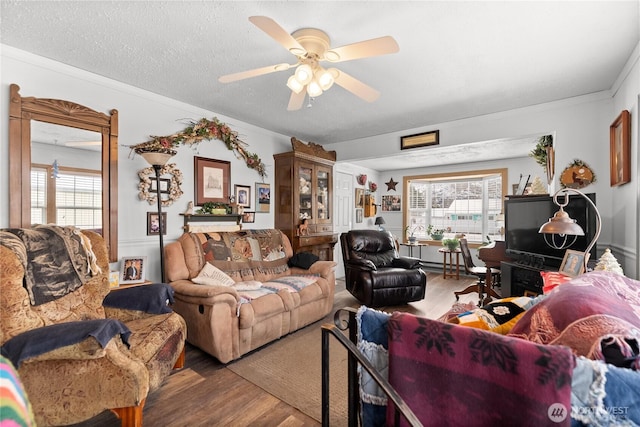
{"left": 325, "top": 36, "right": 399, "bottom": 62}
{"left": 334, "top": 70, "right": 380, "bottom": 103}
{"left": 287, "top": 90, "right": 306, "bottom": 111}
{"left": 219, "top": 63, "right": 292, "bottom": 83}
{"left": 249, "top": 16, "right": 306, "bottom": 55}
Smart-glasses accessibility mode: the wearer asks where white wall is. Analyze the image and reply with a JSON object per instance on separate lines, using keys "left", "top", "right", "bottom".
{"left": 1, "top": 46, "right": 291, "bottom": 282}
{"left": 610, "top": 42, "right": 639, "bottom": 278}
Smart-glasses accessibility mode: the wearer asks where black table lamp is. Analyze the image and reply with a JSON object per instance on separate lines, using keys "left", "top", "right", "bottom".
{"left": 374, "top": 216, "right": 386, "bottom": 231}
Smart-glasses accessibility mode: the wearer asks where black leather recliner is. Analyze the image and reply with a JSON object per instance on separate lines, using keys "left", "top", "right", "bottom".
{"left": 340, "top": 230, "right": 427, "bottom": 307}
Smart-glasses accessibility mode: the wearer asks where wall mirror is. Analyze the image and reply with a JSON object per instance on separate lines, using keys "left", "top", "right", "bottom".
{"left": 8, "top": 84, "right": 119, "bottom": 261}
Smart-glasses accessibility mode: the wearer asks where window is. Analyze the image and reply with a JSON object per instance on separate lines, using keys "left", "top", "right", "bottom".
{"left": 30, "top": 164, "right": 102, "bottom": 230}
{"left": 405, "top": 169, "right": 507, "bottom": 243}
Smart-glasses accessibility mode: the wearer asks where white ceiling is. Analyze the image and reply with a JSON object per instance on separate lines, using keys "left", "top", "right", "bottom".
{"left": 2, "top": 1, "right": 638, "bottom": 170}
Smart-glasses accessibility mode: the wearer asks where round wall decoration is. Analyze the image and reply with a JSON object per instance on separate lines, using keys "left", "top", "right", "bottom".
{"left": 559, "top": 159, "right": 596, "bottom": 189}
{"left": 138, "top": 163, "right": 183, "bottom": 206}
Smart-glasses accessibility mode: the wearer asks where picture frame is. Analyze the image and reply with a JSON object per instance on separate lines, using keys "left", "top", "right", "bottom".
{"left": 355, "top": 208, "right": 363, "bottom": 223}
{"left": 242, "top": 211, "right": 255, "bottom": 223}
{"left": 235, "top": 184, "right": 251, "bottom": 208}
{"left": 119, "top": 256, "right": 147, "bottom": 284}
{"left": 150, "top": 177, "right": 170, "bottom": 194}
{"left": 255, "top": 182, "right": 270, "bottom": 213}
{"left": 146, "top": 212, "right": 167, "bottom": 235}
{"left": 401, "top": 130, "right": 439, "bottom": 150}
{"left": 355, "top": 188, "right": 364, "bottom": 208}
{"left": 609, "top": 109, "right": 631, "bottom": 186}
{"left": 382, "top": 195, "right": 401, "bottom": 211}
{"left": 559, "top": 249, "right": 590, "bottom": 277}
{"left": 194, "top": 157, "right": 230, "bottom": 205}
{"left": 514, "top": 174, "right": 531, "bottom": 195}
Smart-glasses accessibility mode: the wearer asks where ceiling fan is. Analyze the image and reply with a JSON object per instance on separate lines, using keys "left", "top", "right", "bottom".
{"left": 218, "top": 16, "right": 399, "bottom": 111}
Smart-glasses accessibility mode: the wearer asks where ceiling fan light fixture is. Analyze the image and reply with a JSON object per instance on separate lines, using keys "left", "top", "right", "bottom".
{"left": 307, "top": 79, "right": 323, "bottom": 97}
{"left": 286, "top": 75, "right": 305, "bottom": 94}
{"left": 316, "top": 68, "right": 335, "bottom": 91}
{"left": 324, "top": 50, "right": 340, "bottom": 62}
{"left": 294, "top": 64, "right": 313, "bottom": 85}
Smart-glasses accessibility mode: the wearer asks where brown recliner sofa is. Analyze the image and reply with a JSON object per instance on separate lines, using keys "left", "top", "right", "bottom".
{"left": 341, "top": 229, "right": 427, "bottom": 307}
{"left": 164, "top": 229, "right": 337, "bottom": 363}
{"left": 0, "top": 227, "right": 187, "bottom": 426}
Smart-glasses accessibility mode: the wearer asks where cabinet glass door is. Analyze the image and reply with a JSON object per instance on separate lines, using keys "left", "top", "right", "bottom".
{"left": 316, "top": 166, "right": 331, "bottom": 222}
{"left": 298, "top": 164, "right": 313, "bottom": 221}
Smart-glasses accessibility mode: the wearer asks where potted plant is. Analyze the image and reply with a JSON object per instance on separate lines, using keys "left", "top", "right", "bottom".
{"left": 426, "top": 225, "right": 446, "bottom": 240}
{"left": 404, "top": 225, "right": 423, "bottom": 244}
{"left": 442, "top": 238, "right": 460, "bottom": 251}
{"left": 198, "top": 202, "right": 231, "bottom": 215}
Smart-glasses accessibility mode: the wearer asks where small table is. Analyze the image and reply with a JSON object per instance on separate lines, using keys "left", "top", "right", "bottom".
{"left": 438, "top": 247, "right": 461, "bottom": 280}
{"left": 400, "top": 243, "right": 428, "bottom": 259}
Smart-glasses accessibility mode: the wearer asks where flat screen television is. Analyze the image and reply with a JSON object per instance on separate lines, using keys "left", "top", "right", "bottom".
{"left": 504, "top": 193, "right": 596, "bottom": 268}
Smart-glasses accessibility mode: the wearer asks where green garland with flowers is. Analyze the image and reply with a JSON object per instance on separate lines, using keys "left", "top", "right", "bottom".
{"left": 129, "top": 117, "right": 267, "bottom": 178}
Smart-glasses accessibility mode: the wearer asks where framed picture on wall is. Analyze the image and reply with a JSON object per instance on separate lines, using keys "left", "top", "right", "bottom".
{"left": 119, "top": 256, "right": 147, "bottom": 285}
{"left": 382, "top": 195, "right": 401, "bottom": 211}
{"left": 610, "top": 110, "right": 631, "bottom": 186}
{"left": 242, "top": 211, "right": 255, "bottom": 223}
{"left": 194, "top": 157, "right": 230, "bottom": 205}
{"left": 255, "top": 182, "right": 270, "bottom": 213}
{"left": 355, "top": 188, "right": 364, "bottom": 208}
{"left": 146, "top": 212, "right": 167, "bottom": 235}
{"left": 235, "top": 184, "right": 251, "bottom": 208}
{"left": 355, "top": 208, "right": 363, "bottom": 223}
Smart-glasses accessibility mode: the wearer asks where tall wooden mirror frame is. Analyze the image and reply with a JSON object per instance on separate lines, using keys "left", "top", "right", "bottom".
{"left": 8, "top": 83, "right": 119, "bottom": 262}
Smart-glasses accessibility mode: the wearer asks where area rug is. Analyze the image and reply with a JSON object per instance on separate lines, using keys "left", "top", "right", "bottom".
{"left": 227, "top": 291, "right": 353, "bottom": 426}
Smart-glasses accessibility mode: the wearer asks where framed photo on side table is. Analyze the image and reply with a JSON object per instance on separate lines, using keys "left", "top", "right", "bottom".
{"left": 194, "top": 157, "right": 230, "bottom": 205}
{"left": 559, "top": 249, "right": 590, "bottom": 277}
{"left": 610, "top": 110, "right": 631, "bottom": 186}
{"left": 119, "top": 256, "right": 147, "bottom": 284}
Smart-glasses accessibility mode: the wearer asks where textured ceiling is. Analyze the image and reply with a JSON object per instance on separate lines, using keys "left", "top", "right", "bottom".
{"left": 2, "top": 1, "right": 638, "bottom": 169}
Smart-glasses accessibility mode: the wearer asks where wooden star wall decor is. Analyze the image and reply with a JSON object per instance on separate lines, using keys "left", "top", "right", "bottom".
{"left": 385, "top": 178, "right": 398, "bottom": 191}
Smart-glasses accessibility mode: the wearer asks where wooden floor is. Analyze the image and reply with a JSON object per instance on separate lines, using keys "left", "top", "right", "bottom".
{"left": 73, "top": 270, "right": 481, "bottom": 427}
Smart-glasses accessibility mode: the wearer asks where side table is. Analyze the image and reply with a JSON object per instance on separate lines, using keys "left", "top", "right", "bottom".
{"left": 438, "top": 247, "right": 461, "bottom": 279}
{"left": 399, "top": 243, "right": 428, "bottom": 259}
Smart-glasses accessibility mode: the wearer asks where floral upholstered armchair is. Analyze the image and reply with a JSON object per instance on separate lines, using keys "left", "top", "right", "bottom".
{"left": 0, "top": 226, "right": 187, "bottom": 426}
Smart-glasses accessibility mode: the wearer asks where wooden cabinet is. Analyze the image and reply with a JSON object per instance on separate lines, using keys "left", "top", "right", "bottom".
{"left": 274, "top": 138, "right": 338, "bottom": 261}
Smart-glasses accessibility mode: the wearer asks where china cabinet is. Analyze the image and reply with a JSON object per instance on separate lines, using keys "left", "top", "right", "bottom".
{"left": 274, "top": 138, "right": 338, "bottom": 260}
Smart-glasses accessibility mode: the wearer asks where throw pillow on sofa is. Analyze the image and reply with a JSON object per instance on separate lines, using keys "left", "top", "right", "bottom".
{"left": 192, "top": 262, "right": 236, "bottom": 287}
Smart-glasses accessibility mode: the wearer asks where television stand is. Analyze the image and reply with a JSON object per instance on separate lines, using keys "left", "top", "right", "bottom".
{"left": 501, "top": 261, "right": 557, "bottom": 297}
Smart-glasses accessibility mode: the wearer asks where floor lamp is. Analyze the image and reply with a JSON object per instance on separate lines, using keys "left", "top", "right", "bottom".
{"left": 140, "top": 151, "right": 174, "bottom": 283}
{"left": 538, "top": 188, "right": 601, "bottom": 274}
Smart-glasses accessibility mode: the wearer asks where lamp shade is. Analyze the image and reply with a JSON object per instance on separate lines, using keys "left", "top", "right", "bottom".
{"left": 286, "top": 75, "right": 305, "bottom": 94}
{"left": 139, "top": 151, "right": 175, "bottom": 166}
{"left": 538, "top": 207, "right": 585, "bottom": 236}
{"left": 294, "top": 64, "right": 313, "bottom": 85}
{"left": 374, "top": 217, "right": 386, "bottom": 225}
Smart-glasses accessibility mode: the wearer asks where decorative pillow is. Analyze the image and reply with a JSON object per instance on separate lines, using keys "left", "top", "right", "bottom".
{"left": 192, "top": 262, "right": 236, "bottom": 286}
{"left": 540, "top": 271, "right": 572, "bottom": 294}
{"left": 449, "top": 296, "right": 536, "bottom": 334}
{"left": 287, "top": 252, "right": 319, "bottom": 269}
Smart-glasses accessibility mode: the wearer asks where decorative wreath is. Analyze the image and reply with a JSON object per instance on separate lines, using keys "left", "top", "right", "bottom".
{"left": 127, "top": 116, "right": 267, "bottom": 178}
{"left": 138, "top": 163, "right": 184, "bottom": 207}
